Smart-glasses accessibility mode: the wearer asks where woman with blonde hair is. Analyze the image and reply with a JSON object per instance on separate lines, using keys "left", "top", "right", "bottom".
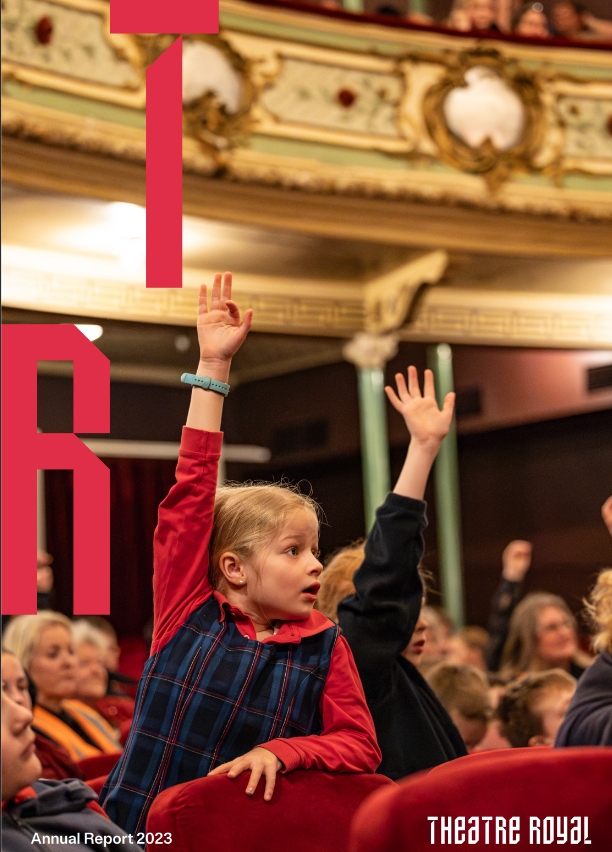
{"left": 500, "top": 592, "right": 592, "bottom": 679}
{"left": 3, "top": 611, "right": 122, "bottom": 762}
{"left": 556, "top": 567, "right": 612, "bottom": 746}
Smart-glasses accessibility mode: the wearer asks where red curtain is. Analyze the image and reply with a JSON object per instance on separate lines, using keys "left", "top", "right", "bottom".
{"left": 45, "top": 458, "right": 177, "bottom": 637}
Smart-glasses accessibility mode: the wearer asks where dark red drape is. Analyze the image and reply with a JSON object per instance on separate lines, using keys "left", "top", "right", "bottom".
{"left": 45, "top": 458, "right": 177, "bottom": 637}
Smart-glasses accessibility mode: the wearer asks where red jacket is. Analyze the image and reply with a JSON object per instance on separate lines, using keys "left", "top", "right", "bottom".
{"left": 150, "top": 426, "right": 381, "bottom": 774}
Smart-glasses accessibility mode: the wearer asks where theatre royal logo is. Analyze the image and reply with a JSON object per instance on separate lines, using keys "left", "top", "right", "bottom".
{"left": 427, "top": 816, "right": 591, "bottom": 845}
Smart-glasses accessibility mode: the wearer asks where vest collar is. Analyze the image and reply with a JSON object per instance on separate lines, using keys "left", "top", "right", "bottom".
{"left": 212, "top": 591, "right": 334, "bottom": 644}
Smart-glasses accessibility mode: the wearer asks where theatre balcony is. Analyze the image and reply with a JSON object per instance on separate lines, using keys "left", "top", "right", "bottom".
{"left": 2, "top": 0, "right": 611, "bottom": 349}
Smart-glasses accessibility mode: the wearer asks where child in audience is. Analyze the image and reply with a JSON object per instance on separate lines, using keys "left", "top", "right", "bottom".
{"left": 426, "top": 662, "right": 492, "bottom": 752}
{"left": 100, "top": 274, "right": 380, "bottom": 834}
{"left": 497, "top": 670, "right": 576, "bottom": 747}
{"left": 446, "top": 626, "right": 489, "bottom": 672}
{"left": 321, "top": 366, "right": 467, "bottom": 779}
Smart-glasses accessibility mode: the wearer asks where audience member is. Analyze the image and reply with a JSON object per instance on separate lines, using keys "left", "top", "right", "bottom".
{"left": 497, "top": 669, "right": 576, "bottom": 747}
{"left": 2, "top": 649, "right": 85, "bottom": 781}
{"left": 446, "top": 625, "right": 489, "bottom": 671}
{"left": 500, "top": 593, "right": 593, "bottom": 679}
{"left": 81, "top": 617, "right": 138, "bottom": 697}
{"left": 3, "top": 612, "right": 122, "bottom": 762}
{"left": 551, "top": 1, "right": 612, "bottom": 40}
{"left": 472, "top": 672, "right": 513, "bottom": 751}
{"left": 72, "top": 622, "right": 135, "bottom": 730}
{"left": 1, "top": 686, "right": 142, "bottom": 852}
{"left": 426, "top": 662, "right": 492, "bottom": 751}
{"left": 513, "top": 2, "right": 549, "bottom": 36}
{"left": 486, "top": 539, "right": 533, "bottom": 672}
{"left": 448, "top": 0, "right": 500, "bottom": 31}
{"left": 328, "top": 365, "right": 468, "bottom": 780}
{"left": 556, "top": 565, "right": 612, "bottom": 746}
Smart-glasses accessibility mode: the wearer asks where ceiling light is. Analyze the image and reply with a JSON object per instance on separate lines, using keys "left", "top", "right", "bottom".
{"left": 75, "top": 324, "right": 103, "bottom": 342}
{"left": 107, "top": 202, "right": 146, "bottom": 239}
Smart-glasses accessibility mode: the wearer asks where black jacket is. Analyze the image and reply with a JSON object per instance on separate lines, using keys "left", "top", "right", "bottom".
{"left": 555, "top": 651, "right": 612, "bottom": 747}
{"left": 2, "top": 779, "right": 143, "bottom": 852}
{"left": 338, "top": 493, "right": 467, "bottom": 780}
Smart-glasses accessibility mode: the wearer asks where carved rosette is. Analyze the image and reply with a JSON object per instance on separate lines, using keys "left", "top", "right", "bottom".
{"left": 423, "top": 50, "right": 547, "bottom": 189}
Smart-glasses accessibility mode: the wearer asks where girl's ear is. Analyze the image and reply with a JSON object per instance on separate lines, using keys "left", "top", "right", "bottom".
{"left": 218, "top": 552, "right": 247, "bottom": 587}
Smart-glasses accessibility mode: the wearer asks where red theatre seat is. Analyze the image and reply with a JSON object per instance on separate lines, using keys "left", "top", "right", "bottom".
{"left": 84, "top": 774, "right": 108, "bottom": 796}
{"left": 146, "top": 770, "right": 394, "bottom": 852}
{"left": 350, "top": 747, "right": 612, "bottom": 851}
{"left": 77, "top": 752, "right": 121, "bottom": 780}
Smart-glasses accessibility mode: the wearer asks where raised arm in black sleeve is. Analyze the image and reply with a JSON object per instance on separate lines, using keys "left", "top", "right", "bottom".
{"left": 337, "top": 492, "right": 467, "bottom": 779}
{"left": 338, "top": 492, "right": 426, "bottom": 699}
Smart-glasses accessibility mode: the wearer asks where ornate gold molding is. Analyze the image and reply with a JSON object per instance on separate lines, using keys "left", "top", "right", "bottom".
{"left": 423, "top": 50, "right": 546, "bottom": 189}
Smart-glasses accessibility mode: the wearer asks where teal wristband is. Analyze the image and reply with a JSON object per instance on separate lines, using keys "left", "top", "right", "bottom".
{"left": 181, "top": 373, "right": 230, "bottom": 396}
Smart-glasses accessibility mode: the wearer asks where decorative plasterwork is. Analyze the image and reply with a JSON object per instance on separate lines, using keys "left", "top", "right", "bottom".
{"left": 3, "top": 250, "right": 611, "bottom": 348}
{"left": 3, "top": 0, "right": 612, "bottom": 217}
{"left": 400, "top": 288, "right": 612, "bottom": 349}
{"left": 1, "top": 0, "right": 145, "bottom": 107}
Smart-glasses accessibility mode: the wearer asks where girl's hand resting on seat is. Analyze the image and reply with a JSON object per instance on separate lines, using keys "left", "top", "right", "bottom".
{"left": 208, "top": 747, "right": 283, "bottom": 801}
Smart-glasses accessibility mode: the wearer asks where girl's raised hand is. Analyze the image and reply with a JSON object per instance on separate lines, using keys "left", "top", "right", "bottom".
{"left": 385, "top": 366, "right": 455, "bottom": 448}
{"left": 197, "top": 272, "right": 253, "bottom": 365}
{"left": 207, "top": 746, "right": 283, "bottom": 801}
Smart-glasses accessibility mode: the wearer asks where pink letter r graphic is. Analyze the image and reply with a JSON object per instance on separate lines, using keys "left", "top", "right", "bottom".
{"left": 1, "top": 325, "right": 111, "bottom": 615}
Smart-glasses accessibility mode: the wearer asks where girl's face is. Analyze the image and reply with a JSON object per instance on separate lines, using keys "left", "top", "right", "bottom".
{"left": 75, "top": 642, "right": 108, "bottom": 700}
{"left": 238, "top": 508, "right": 323, "bottom": 625}
{"left": 535, "top": 606, "right": 577, "bottom": 667}
{"left": 1, "top": 653, "right": 32, "bottom": 709}
{"left": 28, "top": 625, "right": 77, "bottom": 707}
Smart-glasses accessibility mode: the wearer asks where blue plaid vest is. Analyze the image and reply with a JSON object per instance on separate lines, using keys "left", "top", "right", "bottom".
{"left": 100, "top": 597, "right": 339, "bottom": 834}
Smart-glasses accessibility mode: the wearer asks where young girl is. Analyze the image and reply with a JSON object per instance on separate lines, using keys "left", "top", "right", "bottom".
{"left": 100, "top": 273, "right": 380, "bottom": 834}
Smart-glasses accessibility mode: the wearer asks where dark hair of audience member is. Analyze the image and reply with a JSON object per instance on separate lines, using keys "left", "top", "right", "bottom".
{"left": 497, "top": 669, "right": 576, "bottom": 747}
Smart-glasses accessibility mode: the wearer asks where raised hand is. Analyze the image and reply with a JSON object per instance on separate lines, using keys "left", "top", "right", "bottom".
{"left": 197, "top": 272, "right": 253, "bottom": 366}
{"left": 385, "top": 366, "right": 455, "bottom": 449}
{"left": 207, "top": 747, "right": 283, "bottom": 801}
{"left": 501, "top": 540, "right": 532, "bottom": 582}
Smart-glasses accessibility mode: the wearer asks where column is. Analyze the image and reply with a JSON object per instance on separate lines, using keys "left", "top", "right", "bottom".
{"left": 344, "top": 332, "right": 398, "bottom": 532}
{"left": 427, "top": 343, "right": 465, "bottom": 628}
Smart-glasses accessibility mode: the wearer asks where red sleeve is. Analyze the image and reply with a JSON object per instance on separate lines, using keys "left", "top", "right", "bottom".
{"left": 151, "top": 427, "right": 222, "bottom": 655}
{"left": 261, "top": 634, "right": 381, "bottom": 773}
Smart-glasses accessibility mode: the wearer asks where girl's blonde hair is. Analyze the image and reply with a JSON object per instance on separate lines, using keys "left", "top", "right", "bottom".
{"left": 585, "top": 568, "right": 612, "bottom": 654}
{"left": 209, "top": 482, "right": 320, "bottom": 592}
{"left": 317, "top": 544, "right": 432, "bottom": 624}
{"left": 2, "top": 611, "right": 73, "bottom": 671}
{"left": 317, "top": 544, "right": 366, "bottom": 623}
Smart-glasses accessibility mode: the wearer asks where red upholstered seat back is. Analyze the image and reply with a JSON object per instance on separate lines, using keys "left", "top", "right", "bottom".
{"left": 78, "top": 752, "right": 122, "bottom": 780}
{"left": 350, "top": 747, "right": 612, "bottom": 852}
{"left": 84, "top": 774, "right": 108, "bottom": 796}
{"left": 146, "top": 771, "right": 394, "bottom": 852}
